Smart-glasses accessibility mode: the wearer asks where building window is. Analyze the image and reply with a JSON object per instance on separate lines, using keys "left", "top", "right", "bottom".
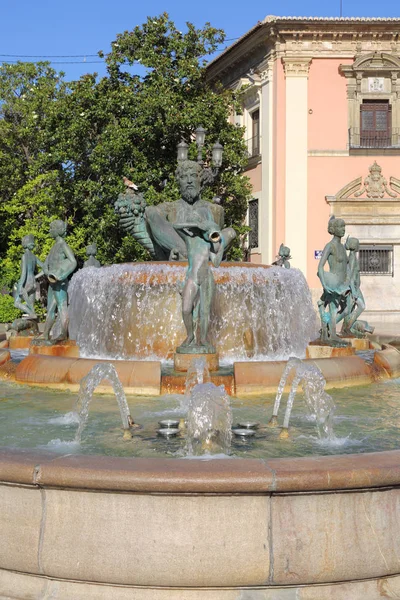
{"left": 360, "top": 100, "right": 392, "bottom": 148}
{"left": 359, "top": 245, "right": 393, "bottom": 276}
{"left": 246, "top": 109, "right": 260, "bottom": 158}
{"left": 248, "top": 199, "right": 259, "bottom": 249}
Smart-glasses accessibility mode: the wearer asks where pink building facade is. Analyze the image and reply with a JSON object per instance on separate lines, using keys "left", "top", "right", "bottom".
{"left": 208, "top": 17, "right": 400, "bottom": 324}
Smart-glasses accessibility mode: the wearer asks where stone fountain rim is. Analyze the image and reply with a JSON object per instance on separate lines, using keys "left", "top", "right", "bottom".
{"left": 1, "top": 446, "right": 400, "bottom": 494}
{"left": 85, "top": 260, "right": 272, "bottom": 269}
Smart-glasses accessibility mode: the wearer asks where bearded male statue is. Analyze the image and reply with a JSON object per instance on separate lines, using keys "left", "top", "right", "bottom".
{"left": 115, "top": 160, "right": 235, "bottom": 262}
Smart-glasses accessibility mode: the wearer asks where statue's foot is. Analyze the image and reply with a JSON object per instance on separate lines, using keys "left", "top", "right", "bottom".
{"left": 328, "top": 337, "right": 350, "bottom": 348}
{"left": 176, "top": 338, "right": 216, "bottom": 354}
{"left": 32, "top": 337, "right": 52, "bottom": 347}
{"left": 51, "top": 334, "right": 68, "bottom": 344}
{"left": 179, "top": 335, "right": 195, "bottom": 348}
{"left": 349, "top": 328, "right": 366, "bottom": 339}
{"left": 22, "top": 313, "right": 37, "bottom": 320}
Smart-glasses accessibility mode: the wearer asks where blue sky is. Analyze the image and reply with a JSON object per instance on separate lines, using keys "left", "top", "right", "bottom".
{"left": 1, "top": 0, "right": 399, "bottom": 81}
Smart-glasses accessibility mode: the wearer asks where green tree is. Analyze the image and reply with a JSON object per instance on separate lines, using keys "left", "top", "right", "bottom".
{"left": 0, "top": 14, "right": 251, "bottom": 288}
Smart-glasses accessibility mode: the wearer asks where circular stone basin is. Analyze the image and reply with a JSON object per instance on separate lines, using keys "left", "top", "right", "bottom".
{"left": 2, "top": 372, "right": 400, "bottom": 597}
{"left": 1, "top": 446, "right": 400, "bottom": 598}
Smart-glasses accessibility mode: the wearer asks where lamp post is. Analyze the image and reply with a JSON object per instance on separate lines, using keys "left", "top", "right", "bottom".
{"left": 212, "top": 140, "right": 223, "bottom": 168}
{"left": 195, "top": 126, "right": 206, "bottom": 163}
{"left": 177, "top": 140, "right": 189, "bottom": 162}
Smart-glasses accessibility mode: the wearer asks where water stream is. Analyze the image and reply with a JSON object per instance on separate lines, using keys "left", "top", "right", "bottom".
{"left": 271, "top": 357, "right": 336, "bottom": 439}
{"left": 74, "top": 363, "right": 133, "bottom": 443}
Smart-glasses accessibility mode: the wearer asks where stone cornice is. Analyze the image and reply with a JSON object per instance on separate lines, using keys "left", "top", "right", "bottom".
{"left": 207, "top": 17, "right": 400, "bottom": 86}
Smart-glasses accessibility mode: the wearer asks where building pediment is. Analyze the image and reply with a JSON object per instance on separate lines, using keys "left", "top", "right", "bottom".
{"left": 341, "top": 52, "right": 400, "bottom": 78}
{"left": 326, "top": 162, "right": 400, "bottom": 203}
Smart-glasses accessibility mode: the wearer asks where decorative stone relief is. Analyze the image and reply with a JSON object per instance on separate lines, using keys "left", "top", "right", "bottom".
{"left": 327, "top": 162, "right": 400, "bottom": 202}
{"left": 355, "top": 162, "right": 397, "bottom": 198}
{"left": 282, "top": 57, "right": 312, "bottom": 77}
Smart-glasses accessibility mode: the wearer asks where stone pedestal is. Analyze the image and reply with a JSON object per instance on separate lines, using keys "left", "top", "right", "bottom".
{"left": 29, "top": 339, "right": 79, "bottom": 358}
{"left": 341, "top": 337, "right": 371, "bottom": 351}
{"left": 8, "top": 336, "right": 36, "bottom": 350}
{"left": 174, "top": 352, "right": 219, "bottom": 372}
{"left": 306, "top": 343, "right": 356, "bottom": 359}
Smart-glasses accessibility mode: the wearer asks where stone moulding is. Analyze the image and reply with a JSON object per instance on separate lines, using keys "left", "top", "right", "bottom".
{"left": 1, "top": 448, "right": 400, "bottom": 597}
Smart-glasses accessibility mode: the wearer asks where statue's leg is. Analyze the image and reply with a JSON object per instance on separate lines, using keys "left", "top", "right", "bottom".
{"left": 145, "top": 207, "right": 187, "bottom": 259}
{"left": 339, "top": 294, "right": 354, "bottom": 334}
{"left": 328, "top": 302, "right": 340, "bottom": 340}
{"left": 53, "top": 287, "right": 69, "bottom": 341}
{"left": 26, "top": 289, "right": 37, "bottom": 318}
{"left": 43, "top": 287, "right": 57, "bottom": 340}
{"left": 317, "top": 299, "right": 329, "bottom": 342}
{"left": 199, "top": 272, "right": 216, "bottom": 348}
{"left": 14, "top": 289, "right": 36, "bottom": 319}
{"left": 180, "top": 278, "right": 199, "bottom": 347}
{"left": 347, "top": 292, "right": 366, "bottom": 335}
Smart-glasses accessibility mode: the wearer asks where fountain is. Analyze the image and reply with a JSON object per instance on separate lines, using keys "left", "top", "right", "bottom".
{"left": 2, "top": 137, "right": 400, "bottom": 598}
{"left": 185, "top": 382, "right": 232, "bottom": 456}
{"left": 73, "top": 363, "right": 136, "bottom": 442}
{"left": 269, "top": 357, "right": 335, "bottom": 440}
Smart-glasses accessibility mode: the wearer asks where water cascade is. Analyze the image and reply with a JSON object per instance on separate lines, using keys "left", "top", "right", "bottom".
{"left": 269, "top": 357, "right": 336, "bottom": 440}
{"left": 68, "top": 263, "right": 318, "bottom": 362}
{"left": 185, "top": 357, "right": 211, "bottom": 395}
{"left": 74, "top": 363, "right": 135, "bottom": 442}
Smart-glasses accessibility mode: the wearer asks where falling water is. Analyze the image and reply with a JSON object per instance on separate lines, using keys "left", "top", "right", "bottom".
{"left": 271, "top": 357, "right": 336, "bottom": 439}
{"left": 74, "top": 363, "right": 133, "bottom": 443}
{"left": 68, "top": 263, "right": 318, "bottom": 362}
{"left": 185, "top": 382, "right": 232, "bottom": 456}
{"left": 185, "top": 357, "right": 211, "bottom": 395}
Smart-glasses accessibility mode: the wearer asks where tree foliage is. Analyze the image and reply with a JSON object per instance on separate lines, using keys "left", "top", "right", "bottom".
{"left": 0, "top": 14, "right": 251, "bottom": 288}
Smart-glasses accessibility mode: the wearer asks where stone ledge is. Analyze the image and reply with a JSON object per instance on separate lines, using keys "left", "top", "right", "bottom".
{"left": 15, "top": 355, "right": 161, "bottom": 396}
{"left": 2, "top": 447, "right": 400, "bottom": 493}
{"left": 234, "top": 356, "right": 373, "bottom": 395}
{"left": 1, "top": 569, "right": 400, "bottom": 599}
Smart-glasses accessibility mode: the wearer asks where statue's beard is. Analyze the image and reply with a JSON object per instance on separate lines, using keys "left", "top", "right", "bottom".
{"left": 181, "top": 186, "right": 200, "bottom": 204}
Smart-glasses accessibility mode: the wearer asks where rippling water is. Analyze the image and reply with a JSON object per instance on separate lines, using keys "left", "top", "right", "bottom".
{"left": 1, "top": 378, "right": 400, "bottom": 459}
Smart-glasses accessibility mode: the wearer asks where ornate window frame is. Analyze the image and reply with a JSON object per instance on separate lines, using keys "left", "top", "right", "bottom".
{"left": 340, "top": 52, "right": 400, "bottom": 149}
{"left": 233, "top": 75, "right": 262, "bottom": 162}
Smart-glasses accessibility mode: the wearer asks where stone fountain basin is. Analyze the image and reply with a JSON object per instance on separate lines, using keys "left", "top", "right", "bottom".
{"left": 3, "top": 344, "right": 398, "bottom": 396}
{"left": 1, "top": 447, "right": 400, "bottom": 599}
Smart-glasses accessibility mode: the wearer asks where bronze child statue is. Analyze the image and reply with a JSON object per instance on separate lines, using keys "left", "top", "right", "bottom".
{"left": 317, "top": 216, "right": 350, "bottom": 346}
{"left": 39, "top": 220, "right": 77, "bottom": 343}
{"left": 272, "top": 244, "right": 291, "bottom": 268}
{"left": 14, "top": 234, "right": 44, "bottom": 320}
{"left": 341, "top": 236, "right": 373, "bottom": 337}
{"left": 83, "top": 243, "right": 101, "bottom": 268}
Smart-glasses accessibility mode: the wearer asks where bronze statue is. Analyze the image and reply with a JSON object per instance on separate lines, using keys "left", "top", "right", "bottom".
{"left": 38, "top": 220, "right": 77, "bottom": 343}
{"left": 115, "top": 131, "right": 235, "bottom": 354}
{"left": 317, "top": 217, "right": 350, "bottom": 346}
{"left": 173, "top": 160, "right": 235, "bottom": 353}
{"left": 13, "top": 234, "right": 43, "bottom": 320}
{"left": 341, "top": 236, "right": 373, "bottom": 337}
{"left": 272, "top": 244, "right": 291, "bottom": 268}
{"left": 83, "top": 243, "right": 101, "bottom": 268}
